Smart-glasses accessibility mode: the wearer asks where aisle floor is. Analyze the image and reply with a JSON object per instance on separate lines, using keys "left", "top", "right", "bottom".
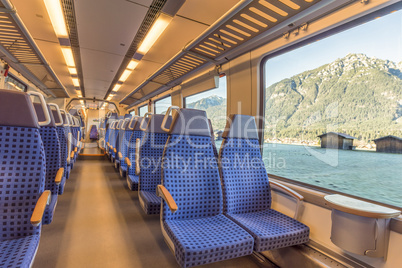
{"left": 34, "top": 158, "right": 261, "bottom": 268}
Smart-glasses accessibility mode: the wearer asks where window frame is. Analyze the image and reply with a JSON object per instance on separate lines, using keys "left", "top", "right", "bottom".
{"left": 153, "top": 95, "right": 172, "bottom": 114}
{"left": 258, "top": 4, "right": 402, "bottom": 210}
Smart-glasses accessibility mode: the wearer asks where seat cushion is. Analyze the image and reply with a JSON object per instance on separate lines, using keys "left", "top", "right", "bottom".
{"left": 43, "top": 193, "right": 58, "bottom": 225}
{"left": 227, "top": 209, "right": 309, "bottom": 252}
{"left": 164, "top": 215, "right": 254, "bottom": 268}
{"left": 127, "top": 175, "right": 138, "bottom": 191}
{"left": 139, "top": 191, "right": 161, "bottom": 215}
{"left": 0, "top": 235, "right": 40, "bottom": 268}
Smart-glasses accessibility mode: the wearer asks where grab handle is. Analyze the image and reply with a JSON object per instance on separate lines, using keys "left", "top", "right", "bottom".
{"left": 161, "top": 106, "right": 179, "bottom": 133}
{"left": 48, "top": 103, "right": 63, "bottom": 126}
{"left": 28, "top": 92, "right": 51, "bottom": 126}
{"left": 139, "top": 113, "right": 152, "bottom": 131}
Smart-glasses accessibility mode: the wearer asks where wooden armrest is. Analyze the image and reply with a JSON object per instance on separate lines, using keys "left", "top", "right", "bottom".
{"left": 118, "top": 152, "right": 122, "bottom": 159}
{"left": 135, "top": 138, "right": 141, "bottom": 175}
{"left": 74, "top": 147, "right": 78, "bottom": 152}
{"left": 107, "top": 142, "right": 110, "bottom": 147}
{"left": 114, "top": 148, "right": 117, "bottom": 153}
{"left": 157, "top": 185, "right": 178, "bottom": 213}
{"left": 125, "top": 157, "right": 131, "bottom": 168}
{"left": 55, "top": 167, "right": 64, "bottom": 185}
{"left": 110, "top": 145, "right": 113, "bottom": 150}
{"left": 270, "top": 181, "right": 304, "bottom": 201}
{"left": 30, "top": 190, "right": 51, "bottom": 226}
{"left": 70, "top": 151, "right": 75, "bottom": 159}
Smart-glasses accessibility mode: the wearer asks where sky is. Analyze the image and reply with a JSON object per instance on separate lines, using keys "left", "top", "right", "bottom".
{"left": 265, "top": 9, "right": 402, "bottom": 87}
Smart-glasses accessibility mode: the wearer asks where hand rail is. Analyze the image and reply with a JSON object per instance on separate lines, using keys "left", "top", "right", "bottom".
{"left": 139, "top": 113, "right": 152, "bottom": 131}
{"left": 161, "top": 106, "right": 179, "bottom": 133}
{"left": 28, "top": 91, "right": 51, "bottom": 126}
{"left": 48, "top": 103, "right": 63, "bottom": 126}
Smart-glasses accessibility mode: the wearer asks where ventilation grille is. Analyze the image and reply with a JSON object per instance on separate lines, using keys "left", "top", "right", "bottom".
{"left": 121, "top": 0, "right": 320, "bottom": 105}
{"left": 0, "top": 3, "right": 68, "bottom": 97}
{"left": 62, "top": 0, "right": 85, "bottom": 97}
{"left": 104, "top": 0, "right": 167, "bottom": 99}
{"left": 189, "top": 0, "right": 317, "bottom": 59}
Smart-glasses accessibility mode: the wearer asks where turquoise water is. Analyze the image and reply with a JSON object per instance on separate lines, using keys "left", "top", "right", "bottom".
{"left": 215, "top": 141, "right": 402, "bottom": 208}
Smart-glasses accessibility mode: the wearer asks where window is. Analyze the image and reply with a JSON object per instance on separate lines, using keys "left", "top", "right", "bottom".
{"left": 154, "top": 95, "right": 171, "bottom": 114}
{"left": 184, "top": 76, "right": 227, "bottom": 149}
{"left": 5, "top": 74, "right": 27, "bottom": 92}
{"left": 262, "top": 10, "right": 402, "bottom": 208}
{"left": 129, "top": 110, "right": 136, "bottom": 116}
{"left": 138, "top": 105, "right": 148, "bottom": 116}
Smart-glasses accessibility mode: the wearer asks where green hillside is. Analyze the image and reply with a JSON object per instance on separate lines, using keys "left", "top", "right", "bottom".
{"left": 265, "top": 53, "right": 402, "bottom": 143}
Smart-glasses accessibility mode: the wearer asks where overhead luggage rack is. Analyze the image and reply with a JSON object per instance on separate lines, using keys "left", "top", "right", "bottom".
{"left": 0, "top": 0, "right": 69, "bottom": 98}
{"left": 121, "top": 0, "right": 329, "bottom": 106}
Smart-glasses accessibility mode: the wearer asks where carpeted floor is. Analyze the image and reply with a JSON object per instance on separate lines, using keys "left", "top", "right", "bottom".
{"left": 33, "top": 159, "right": 261, "bottom": 268}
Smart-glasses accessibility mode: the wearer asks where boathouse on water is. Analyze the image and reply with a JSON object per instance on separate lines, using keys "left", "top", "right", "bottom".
{"left": 317, "top": 132, "right": 356, "bottom": 150}
{"left": 373, "top": 135, "right": 402, "bottom": 154}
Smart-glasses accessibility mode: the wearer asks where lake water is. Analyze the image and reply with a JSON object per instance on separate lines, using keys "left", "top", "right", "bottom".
{"left": 215, "top": 141, "right": 402, "bottom": 208}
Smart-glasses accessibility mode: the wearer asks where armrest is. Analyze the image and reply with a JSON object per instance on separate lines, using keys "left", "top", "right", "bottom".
{"left": 114, "top": 148, "right": 117, "bottom": 154}
{"left": 125, "top": 157, "right": 131, "bottom": 168}
{"left": 270, "top": 181, "right": 304, "bottom": 201}
{"left": 270, "top": 180, "right": 304, "bottom": 220}
{"left": 55, "top": 167, "right": 64, "bottom": 185}
{"left": 157, "top": 185, "right": 178, "bottom": 213}
{"left": 74, "top": 147, "right": 78, "bottom": 152}
{"left": 70, "top": 151, "right": 75, "bottom": 159}
{"left": 30, "top": 190, "right": 51, "bottom": 226}
{"left": 107, "top": 142, "right": 110, "bottom": 147}
{"left": 135, "top": 138, "right": 141, "bottom": 175}
{"left": 118, "top": 152, "right": 122, "bottom": 159}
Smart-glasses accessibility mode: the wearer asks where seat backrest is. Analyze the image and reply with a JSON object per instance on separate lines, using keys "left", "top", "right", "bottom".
{"left": 139, "top": 114, "right": 172, "bottom": 192}
{"left": 119, "top": 118, "right": 135, "bottom": 165}
{"left": 219, "top": 114, "right": 271, "bottom": 215}
{"left": 54, "top": 108, "right": 68, "bottom": 174}
{"left": 0, "top": 89, "right": 45, "bottom": 240}
{"left": 34, "top": 103, "right": 61, "bottom": 197}
{"left": 127, "top": 117, "right": 146, "bottom": 176}
{"left": 118, "top": 118, "right": 130, "bottom": 154}
{"left": 114, "top": 119, "right": 124, "bottom": 152}
{"left": 162, "top": 108, "right": 222, "bottom": 221}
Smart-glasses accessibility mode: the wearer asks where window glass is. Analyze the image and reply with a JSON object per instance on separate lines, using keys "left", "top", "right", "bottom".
{"left": 154, "top": 96, "right": 172, "bottom": 114}
{"left": 129, "top": 110, "right": 136, "bottom": 116}
{"left": 138, "top": 105, "right": 148, "bottom": 116}
{"left": 263, "top": 10, "right": 402, "bottom": 207}
{"left": 184, "top": 76, "right": 227, "bottom": 149}
{"left": 5, "top": 74, "right": 27, "bottom": 92}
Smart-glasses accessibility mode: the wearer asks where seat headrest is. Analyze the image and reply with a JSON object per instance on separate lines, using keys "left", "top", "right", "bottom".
{"left": 222, "top": 114, "right": 259, "bottom": 140}
{"left": 169, "top": 108, "right": 211, "bottom": 137}
{"left": 135, "top": 117, "right": 149, "bottom": 131}
{"left": 33, "top": 103, "right": 56, "bottom": 127}
{"left": 109, "top": 113, "right": 118, "bottom": 119}
{"left": 0, "top": 89, "right": 39, "bottom": 128}
{"left": 50, "top": 109, "right": 62, "bottom": 125}
{"left": 116, "top": 119, "right": 124, "bottom": 129}
{"left": 61, "top": 112, "right": 68, "bottom": 125}
{"left": 129, "top": 117, "right": 142, "bottom": 130}
{"left": 124, "top": 114, "right": 132, "bottom": 119}
{"left": 122, "top": 118, "right": 130, "bottom": 129}
{"left": 146, "top": 114, "right": 172, "bottom": 134}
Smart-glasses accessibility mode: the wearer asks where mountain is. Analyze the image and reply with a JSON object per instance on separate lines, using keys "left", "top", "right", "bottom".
{"left": 186, "top": 95, "right": 227, "bottom": 131}
{"left": 265, "top": 53, "right": 402, "bottom": 142}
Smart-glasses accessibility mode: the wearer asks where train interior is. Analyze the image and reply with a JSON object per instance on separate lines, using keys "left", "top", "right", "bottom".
{"left": 0, "top": 0, "right": 401, "bottom": 267}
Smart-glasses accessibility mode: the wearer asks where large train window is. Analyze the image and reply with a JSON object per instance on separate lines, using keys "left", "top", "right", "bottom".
{"left": 5, "top": 74, "right": 27, "bottom": 92}
{"left": 154, "top": 95, "right": 171, "bottom": 114}
{"left": 184, "top": 76, "right": 227, "bottom": 149}
{"left": 138, "top": 105, "right": 148, "bottom": 116}
{"left": 261, "top": 9, "right": 402, "bottom": 208}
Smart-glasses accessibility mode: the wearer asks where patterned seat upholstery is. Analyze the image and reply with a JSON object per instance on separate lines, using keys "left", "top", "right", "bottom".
{"left": 126, "top": 117, "right": 146, "bottom": 191}
{"left": 139, "top": 114, "right": 171, "bottom": 215}
{"left": 219, "top": 114, "right": 310, "bottom": 252}
{"left": 33, "top": 104, "right": 61, "bottom": 224}
{"left": 161, "top": 108, "right": 254, "bottom": 268}
{"left": 119, "top": 117, "right": 136, "bottom": 178}
{"left": 60, "top": 112, "right": 71, "bottom": 190}
{"left": 54, "top": 110, "right": 68, "bottom": 193}
{"left": 114, "top": 118, "right": 129, "bottom": 169}
{"left": 104, "top": 113, "right": 117, "bottom": 153}
{"left": 0, "top": 89, "right": 47, "bottom": 267}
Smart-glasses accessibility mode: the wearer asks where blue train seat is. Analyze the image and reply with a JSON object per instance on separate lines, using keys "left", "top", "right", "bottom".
{"left": 138, "top": 114, "right": 172, "bottom": 215}
{"left": 119, "top": 116, "right": 137, "bottom": 178}
{"left": 0, "top": 89, "right": 50, "bottom": 267}
{"left": 33, "top": 103, "right": 63, "bottom": 224}
{"left": 107, "top": 121, "right": 117, "bottom": 160}
{"left": 60, "top": 110, "right": 72, "bottom": 184}
{"left": 219, "top": 114, "right": 310, "bottom": 252}
{"left": 157, "top": 108, "right": 254, "bottom": 268}
{"left": 126, "top": 116, "right": 148, "bottom": 191}
{"left": 115, "top": 118, "right": 130, "bottom": 170}
{"left": 111, "top": 119, "right": 124, "bottom": 164}
{"left": 105, "top": 113, "right": 117, "bottom": 152}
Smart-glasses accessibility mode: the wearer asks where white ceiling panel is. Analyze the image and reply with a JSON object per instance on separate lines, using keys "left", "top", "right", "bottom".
{"left": 177, "top": 0, "right": 240, "bottom": 25}
{"left": 75, "top": 0, "right": 148, "bottom": 56}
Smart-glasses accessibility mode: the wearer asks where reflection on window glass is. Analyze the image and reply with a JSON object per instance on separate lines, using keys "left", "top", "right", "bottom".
{"left": 185, "top": 76, "right": 227, "bottom": 148}
{"left": 5, "top": 74, "right": 27, "bottom": 92}
{"left": 263, "top": 10, "right": 402, "bottom": 207}
{"left": 154, "top": 96, "right": 172, "bottom": 114}
{"left": 138, "top": 105, "right": 148, "bottom": 116}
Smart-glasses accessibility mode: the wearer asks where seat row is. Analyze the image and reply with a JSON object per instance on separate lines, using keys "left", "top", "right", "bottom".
{"left": 103, "top": 107, "right": 310, "bottom": 268}
{"left": 0, "top": 89, "right": 82, "bottom": 267}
